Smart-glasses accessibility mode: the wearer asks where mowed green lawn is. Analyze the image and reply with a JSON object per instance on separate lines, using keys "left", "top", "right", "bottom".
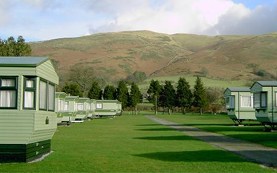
{"left": 156, "top": 113, "right": 277, "bottom": 149}
{"left": 0, "top": 115, "right": 276, "bottom": 173}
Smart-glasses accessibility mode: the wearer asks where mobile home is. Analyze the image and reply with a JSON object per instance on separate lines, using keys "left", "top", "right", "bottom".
{"left": 88, "top": 99, "right": 96, "bottom": 119}
{"left": 55, "top": 92, "right": 67, "bottom": 124}
{"left": 75, "top": 97, "right": 90, "bottom": 121}
{"left": 224, "top": 87, "right": 256, "bottom": 124}
{"left": 95, "top": 100, "right": 122, "bottom": 117}
{"left": 250, "top": 81, "right": 277, "bottom": 129}
{"left": 0, "top": 57, "right": 59, "bottom": 162}
{"left": 62, "top": 95, "right": 78, "bottom": 123}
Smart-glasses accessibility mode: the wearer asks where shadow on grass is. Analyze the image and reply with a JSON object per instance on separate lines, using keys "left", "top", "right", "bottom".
{"left": 134, "top": 135, "right": 193, "bottom": 141}
{"left": 136, "top": 124, "right": 162, "bottom": 126}
{"left": 134, "top": 150, "right": 246, "bottom": 163}
{"left": 136, "top": 128, "right": 175, "bottom": 131}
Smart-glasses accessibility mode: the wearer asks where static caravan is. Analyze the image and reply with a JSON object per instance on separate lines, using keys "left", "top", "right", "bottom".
{"left": 0, "top": 57, "right": 59, "bottom": 162}
{"left": 75, "top": 97, "right": 90, "bottom": 121}
{"left": 224, "top": 87, "right": 256, "bottom": 124}
{"left": 95, "top": 100, "right": 121, "bottom": 117}
{"left": 250, "top": 81, "right": 277, "bottom": 129}
{"left": 116, "top": 101, "right": 122, "bottom": 116}
{"left": 62, "top": 96, "right": 78, "bottom": 123}
{"left": 55, "top": 92, "right": 67, "bottom": 124}
{"left": 88, "top": 99, "right": 96, "bottom": 119}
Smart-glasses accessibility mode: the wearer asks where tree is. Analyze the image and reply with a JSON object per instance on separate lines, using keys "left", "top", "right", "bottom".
{"left": 116, "top": 80, "right": 129, "bottom": 109}
{"left": 147, "top": 80, "right": 162, "bottom": 115}
{"left": 126, "top": 71, "right": 147, "bottom": 83}
{"left": 129, "top": 82, "right": 142, "bottom": 114}
{"left": 193, "top": 76, "right": 207, "bottom": 114}
{"left": 103, "top": 85, "right": 116, "bottom": 100}
{"left": 62, "top": 83, "right": 83, "bottom": 97}
{"left": 176, "top": 77, "right": 192, "bottom": 114}
{"left": 68, "top": 65, "right": 96, "bottom": 96}
{"left": 163, "top": 81, "right": 176, "bottom": 114}
{"left": 88, "top": 81, "right": 102, "bottom": 99}
{"left": 206, "top": 87, "right": 225, "bottom": 114}
{"left": 0, "top": 36, "right": 31, "bottom": 56}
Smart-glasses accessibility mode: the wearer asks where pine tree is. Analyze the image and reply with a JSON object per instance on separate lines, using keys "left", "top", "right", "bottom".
{"left": 193, "top": 76, "right": 207, "bottom": 114}
{"left": 116, "top": 80, "right": 129, "bottom": 109}
{"left": 129, "top": 82, "right": 142, "bottom": 114}
{"left": 163, "top": 81, "right": 176, "bottom": 114}
{"left": 88, "top": 81, "right": 102, "bottom": 99}
{"left": 62, "top": 83, "right": 83, "bottom": 97}
{"left": 176, "top": 77, "right": 192, "bottom": 114}
{"left": 103, "top": 85, "right": 116, "bottom": 100}
{"left": 147, "top": 80, "right": 162, "bottom": 115}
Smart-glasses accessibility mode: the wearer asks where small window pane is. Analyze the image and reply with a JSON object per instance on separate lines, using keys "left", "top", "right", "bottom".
{"left": 0, "top": 90, "right": 16, "bottom": 107}
{"left": 48, "top": 84, "right": 55, "bottom": 111}
{"left": 39, "top": 81, "right": 47, "bottom": 109}
{"left": 24, "top": 91, "right": 34, "bottom": 108}
{"left": 26, "top": 80, "right": 34, "bottom": 88}
{"left": 96, "top": 103, "right": 103, "bottom": 109}
{"left": 241, "top": 96, "right": 252, "bottom": 108}
{"left": 77, "top": 103, "right": 84, "bottom": 110}
{"left": 254, "top": 93, "right": 260, "bottom": 108}
{"left": 64, "top": 101, "right": 69, "bottom": 111}
{"left": 261, "top": 92, "right": 267, "bottom": 107}
{"left": 1, "top": 79, "right": 15, "bottom": 87}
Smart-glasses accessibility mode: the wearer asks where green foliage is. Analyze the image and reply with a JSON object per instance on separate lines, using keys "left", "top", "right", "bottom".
{"left": 160, "top": 81, "right": 176, "bottom": 114}
{"left": 129, "top": 82, "right": 142, "bottom": 114}
{"left": 103, "top": 85, "right": 116, "bottom": 100}
{"left": 62, "top": 83, "right": 83, "bottom": 97}
{"left": 176, "top": 77, "right": 192, "bottom": 113}
{"left": 193, "top": 76, "right": 207, "bottom": 114}
{"left": 116, "top": 80, "right": 129, "bottom": 109}
{"left": 126, "top": 71, "right": 147, "bottom": 83}
{"left": 0, "top": 36, "right": 31, "bottom": 56}
{"left": 147, "top": 80, "right": 162, "bottom": 115}
{"left": 88, "top": 81, "right": 102, "bottom": 99}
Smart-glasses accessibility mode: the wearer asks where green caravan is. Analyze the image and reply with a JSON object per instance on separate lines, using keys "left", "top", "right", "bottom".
{"left": 55, "top": 92, "right": 67, "bottom": 124}
{"left": 250, "top": 81, "right": 277, "bottom": 129}
{"left": 224, "top": 87, "right": 256, "bottom": 125}
{"left": 95, "top": 100, "right": 122, "bottom": 117}
{"left": 62, "top": 95, "right": 79, "bottom": 123}
{"left": 0, "top": 57, "right": 59, "bottom": 162}
{"left": 74, "top": 97, "right": 90, "bottom": 122}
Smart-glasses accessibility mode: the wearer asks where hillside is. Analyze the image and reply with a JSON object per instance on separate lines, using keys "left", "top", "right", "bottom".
{"left": 30, "top": 31, "right": 277, "bottom": 83}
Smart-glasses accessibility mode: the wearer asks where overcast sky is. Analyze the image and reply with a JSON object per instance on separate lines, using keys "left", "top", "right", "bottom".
{"left": 0, "top": 0, "right": 276, "bottom": 41}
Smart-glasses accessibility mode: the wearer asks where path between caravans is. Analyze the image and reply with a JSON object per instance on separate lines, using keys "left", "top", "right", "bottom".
{"left": 146, "top": 115, "right": 277, "bottom": 168}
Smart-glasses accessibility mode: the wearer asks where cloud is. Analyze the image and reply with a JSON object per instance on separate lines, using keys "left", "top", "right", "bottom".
{"left": 205, "top": 4, "right": 277, "bottom": 35}
{"left": 0, "top": 0, "right": 13, "bottom": 27}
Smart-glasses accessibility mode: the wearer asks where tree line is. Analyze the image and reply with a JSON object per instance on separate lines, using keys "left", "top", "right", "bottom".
{"left": 0, "top": 36, "right": 31, "bottom": 56}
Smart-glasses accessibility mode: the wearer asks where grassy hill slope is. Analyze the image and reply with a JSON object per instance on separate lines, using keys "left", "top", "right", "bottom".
{"left": 30, "top": 31, "right": 277, "bottom": 83}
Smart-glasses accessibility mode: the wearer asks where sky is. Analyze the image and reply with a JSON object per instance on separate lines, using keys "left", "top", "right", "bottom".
{"left": 0, "top": 0, "right": 277, "bottom": 41}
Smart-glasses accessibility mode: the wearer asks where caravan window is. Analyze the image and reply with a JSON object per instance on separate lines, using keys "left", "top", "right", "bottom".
{"left": 0, "top": 77, "right": 17, "bottom": 109}
{"left": 240, "top": 96, "right": 253, "bottom": 108}
{"left": 39, "top": 79, "right": 55, "bottom": 111}
{"left": 225, "top": 96, "right": 235, "bottom": 109}
{"left": 96, "top": 103, "right": 103, "bottom": 109}
{"left": 24, "top": 77, "right": 36, "bottom": 109}
{"left": 48, "top": 83, "right": 55, "bottom": 111}
{"left": 254, "top": 92, "right": 267, "bottom": 109}
{"left": 77, "top": 103, "right": 84, "bottom": 110}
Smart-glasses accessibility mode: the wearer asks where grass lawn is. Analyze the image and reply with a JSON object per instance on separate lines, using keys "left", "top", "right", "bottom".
{"left": 0, "top": 115, "right": 276, "bottom": 173}
{"left": 155, "top": 113, "right": 277, "bottom": 149}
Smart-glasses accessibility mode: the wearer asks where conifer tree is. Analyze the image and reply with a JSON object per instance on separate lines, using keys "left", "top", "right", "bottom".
{"left": 147, "top": 80, "right": 162, "bottom": 115}
{"left": 193, "top": 76, "right": 207, "bottom": 114}
{"left": 129, "top": 82, "right": 142, "bottom": 114}
{"left": 163, "top": 81, "right": 175, "bottom": 114}
{"left": 176, "top": 77, "right": 192, "bottom": 114}
{"left": 116, "top": 80, "right": 129, "bottom": 109}
{"left": 88, "top": 81, "right": 102, "bottom": 99}
{"left": 103, "top": 85, "right": 116, "bottom": 100}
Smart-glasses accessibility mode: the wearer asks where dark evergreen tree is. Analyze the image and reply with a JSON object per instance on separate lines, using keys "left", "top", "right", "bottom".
{"left": 88, "top": 81, "right": 102, "bottom": 99}
{"left": 116, "top": 80, "right": 129, "bottom": 109}
{"left": 0, "top": 36, "right": 31, "bottom": 56}
{"left": 103, "top": 85, "right": 116, "bottom": 100}
{"left": 176, "top": 77, "right": 192, "bottom": 114}
{"left": 15, "top": 36, "right": 31, "bottom": 56}
{"left": 62, "top": 83, "right": 83, "bottom": 97}
{"left": 147, "top": 80, "right": 162, "bottom": 115}
{"left": 163, "top": 81, "right": 176, "bottom": 114}
{"left": 193, "top": 76, "right": 207, "bottom": 114}
{"left": 129, "top": 82, "right": 142, "bottom": 114}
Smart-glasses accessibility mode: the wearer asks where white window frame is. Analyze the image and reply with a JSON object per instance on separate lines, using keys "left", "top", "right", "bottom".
{"left": 96, "top": 103, "right": 103, "bottom": 109}
{"left": 240, "top": 96, "right": 253, "bottom": 108}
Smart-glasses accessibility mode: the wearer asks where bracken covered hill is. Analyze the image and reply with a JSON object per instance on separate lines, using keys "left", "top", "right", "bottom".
{"left": 30, "top": 30, "right": 277, "bottom": 82}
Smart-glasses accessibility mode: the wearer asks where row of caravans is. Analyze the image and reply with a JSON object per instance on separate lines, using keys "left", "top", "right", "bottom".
{"left": 0, "top": 57, "right": 121, "bottom": 162}
{"left": 224, "top": 81, "right": 277, "bottom": 129}
{"left": 55, "top": 92, "right": 122, "bottom": 124}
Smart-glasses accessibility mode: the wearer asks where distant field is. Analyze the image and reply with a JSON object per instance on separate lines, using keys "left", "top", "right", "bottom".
{"left": 0, "top": 115, "right": 275, "bottom": 173}
{"left": 139, "top": 75, "right": 247, "bottom": 92}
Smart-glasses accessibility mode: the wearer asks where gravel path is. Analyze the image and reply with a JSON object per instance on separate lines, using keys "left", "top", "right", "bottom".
{"left": 146, "top": 115, "right": 277, "bottom": 168}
